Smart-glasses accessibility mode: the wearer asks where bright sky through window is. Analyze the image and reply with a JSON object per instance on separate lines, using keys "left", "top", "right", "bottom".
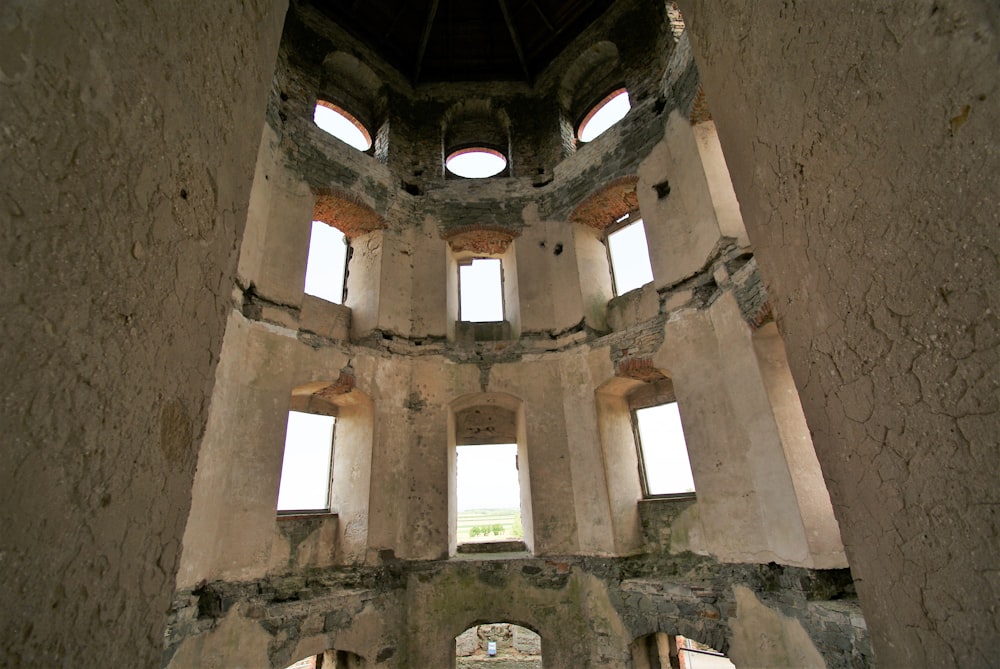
{"left": 460, "top": 258, "right": 504, "bottom": 322}
{"left": 446, "top": 148, "right": 507, "bottom": 178}
{"left": 578, "top": 89, "right": 631, "bottom": 142}
{"left": 456, "top": 443, "right": 520, "bottom": 511}
{"left": 313, "top": 102, "right": 372, "bottom": 151}
{"left": 277, "top": 411, "right": 335, "bottom": 512}
{"left": 635, "top": 403, "right": 695, "bottom": 495}
{"left": 607, "top": 218, "right": 654, "bottom": 294}
{"left": 304, "top": 221, "right": 347, "bottom": 304}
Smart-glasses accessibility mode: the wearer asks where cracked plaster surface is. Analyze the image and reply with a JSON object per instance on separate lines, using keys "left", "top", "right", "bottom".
{"left": 684, "top": 0, "right": 1000, "bottom": 665}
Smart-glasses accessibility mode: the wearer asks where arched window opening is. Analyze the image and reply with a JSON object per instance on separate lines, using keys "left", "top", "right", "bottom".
{"left": 446, "top": 147, "right": 508, "bottom": 179}
{"left": 578, "top": 88, "right": 631, "bottom": 142}
{"left": 276, "top": 410, "right": 335, "bottom": 513}
{"left": 450, "top": 394, "right": 533, "bottom": 555}
{"left": 606, "top": 213, "right": 654, "bottom": 295}
{"left": 456, "top": 623, "right": 541, "bottom": 668}
{"left": 630, "top": 633, "right": 734, "bottom": 669}
{"left": 304, "top": 220, "right": 349, "bottom": 305}
{"left": 283, "top": 649, "right": 366, "bottom": 669}
{"left": 313, "top": 100, "right": 373, "bottom": 151}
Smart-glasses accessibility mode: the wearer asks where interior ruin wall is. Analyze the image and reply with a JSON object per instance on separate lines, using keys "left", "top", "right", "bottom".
{"left": 3, "top": 0, "right": 994, "bottom": 667}
{"left": 683, "top": 0, "right": 1000, "bottom": 665}
{"left": 0, "top": 1, "right": 287, "bottom": 666}
{"left": 167, "top": 2, "right": 864, "bottom": 667}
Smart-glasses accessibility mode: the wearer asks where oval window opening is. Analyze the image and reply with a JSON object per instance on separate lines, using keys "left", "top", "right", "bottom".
{"left": 313, "top": 101, "right": 373, "bottom": 151}
{"left": 578, "top": 88, "right": 631, "bottom": 143}
{"left": 446, "top": 148, "right": 507, "bottom": 179}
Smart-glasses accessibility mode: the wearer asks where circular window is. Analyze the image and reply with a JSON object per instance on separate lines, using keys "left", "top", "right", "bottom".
{"left": 446, "top": 147, "right": 508, "bottom": 179}
{"left": 578, "top": 88, "right": 631, "bottom": 143}
{"left": 313, "top": 101, "right": 373, "bottom": 151}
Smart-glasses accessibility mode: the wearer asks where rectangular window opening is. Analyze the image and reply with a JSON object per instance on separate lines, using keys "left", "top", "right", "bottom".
{"left": 634, "top": 403, "right": 695, "bottom": 497}
{"left": 456, "top": 443, "right": 524, "bottom": 544}
{"left": 304, "top": 220, "right": 349, "bottom": 304}
{"left": 459, "top": 257, "right": 504, "bottom": 322}
{"left": 277, "top": 411, "right": 335, "bottom": 513}
{"left": 607, "top": 218, "right": 654, "bottom": 295}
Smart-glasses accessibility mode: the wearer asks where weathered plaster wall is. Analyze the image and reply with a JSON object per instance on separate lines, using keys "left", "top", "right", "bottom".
{"left": 684, "top": 0, "right": 1000, "bottom": 664}
{"left": 0, "top": 1, "right": 286, "bottom": 665}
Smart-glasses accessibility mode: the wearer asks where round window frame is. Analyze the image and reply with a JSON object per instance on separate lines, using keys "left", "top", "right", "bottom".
{"left": 314, "top": 99, "right": 374, "bottom": 152}
{"left": 445, "top": 146, "right": 509, "bottom": 179}
{"left": 576, "top": 87, "right": 631, "bottom": 143}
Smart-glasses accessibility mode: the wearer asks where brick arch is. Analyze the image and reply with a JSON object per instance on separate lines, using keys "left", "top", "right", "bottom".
{"left": 568, "top": 176, "right": 640, "bottom": 230}
{"left": 312, "top": 188, "right": 388, "bottom": 241}
{"left": 441, "top": 225, "right": 520, "bottom": 254}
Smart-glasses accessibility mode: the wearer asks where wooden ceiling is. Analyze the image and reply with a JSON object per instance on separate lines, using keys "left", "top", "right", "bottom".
{"left": 306, "top": 0, "right": 615, "bottom": 84}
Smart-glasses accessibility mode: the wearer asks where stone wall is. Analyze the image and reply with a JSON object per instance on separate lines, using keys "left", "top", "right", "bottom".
{"left": 683, "top": 0, "right": 1000, "bottom": 665}
{"left": 0, "top": 1, "right": 286, "bottom": 666}
{"left": 165, "top": 553, "right": 870, "bottom": 669}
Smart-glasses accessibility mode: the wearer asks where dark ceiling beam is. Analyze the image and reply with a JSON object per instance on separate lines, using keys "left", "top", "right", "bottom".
{"left": 413, "top": 0, "right": 441, "bottom": 84}
{"left": 528, "top": 0, "right": 556, "bottom": 33}
{"left": 497, "top": 0, "right": 532, "bottom": 84}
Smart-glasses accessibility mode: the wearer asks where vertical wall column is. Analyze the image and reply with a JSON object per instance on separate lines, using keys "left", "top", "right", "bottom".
{"left": 684, "top": 1, "right": 1000, "bottom": 662}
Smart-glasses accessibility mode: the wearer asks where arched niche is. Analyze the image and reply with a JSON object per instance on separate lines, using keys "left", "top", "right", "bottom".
{"left": 311, "top": 188, "right": 388, "bottom": 339}
{"left": 455, "top": 622, "right": 542, "bottom": 667}
{"left": 278, "top": 376, "right": 375, "bottom": 566}
{"left": 441, "top": 100, "right": 512, "bottom": 178}
{"left": 558, "top": 41, "right": 625, "bottom": 152}
{"left": 317, "top": 50, "right": 387, "bottom": 159}
{"left": 570, "top": 176, "right": 641, "bottom": 331}
{"left": 448, "top": 392, "right": 533, "bottom": 555}
{"left": 595, "top": 368, "right": 689, "bottom": 555}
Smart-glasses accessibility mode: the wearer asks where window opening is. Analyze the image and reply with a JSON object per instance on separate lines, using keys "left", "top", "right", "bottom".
{"left": 634, "top": 403, "right": 695, "bottom": 496}
{"left": 446, "top": 147, "right": 508, "bottom": 178}
{"left": 578, "top": 88, "right": 631, "bottom": 142}
{"left": 456, "top": 443, "right": 523, "bottom": 544}
{"left": 313, "top": 100, "right": 373, "bottom": 151}
{"left": 607, "top": 217, "right": 654, "bottom": 295}
{"left": 304, "top": 220, "right": 349, "bottom": 304}
{"left": 283, "top": 656, "right": 318, "bottom": 669}
{"left": 456, "top": 624, "right": 541, "bottom": 666}
{"left": 277, "top": 411, "right": 335, "bottom": 513}
{"left": 677, "top": 635, "right": 735, "bottom": 668}
{"left": 459, "top": 257, "right": 504, "bottom": 322}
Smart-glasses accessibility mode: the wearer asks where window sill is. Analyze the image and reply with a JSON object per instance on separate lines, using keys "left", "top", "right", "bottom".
{"left": 300, "top": 295, "right": 351, "bottom": 340}
{"left": 276, "top": 511, "right": 338, "bottom": 521}
{"left": 607, "top": 283, "right": 658, "bottom": 332}
{"left": 456, "top": 540, "right": 528, "bottom": 555}
{"left": 454, "top": 319, "right": 512, "bottom": 343}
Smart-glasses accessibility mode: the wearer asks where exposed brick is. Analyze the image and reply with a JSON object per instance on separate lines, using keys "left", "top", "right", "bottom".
{"left": 313, "top": 188, "right": 388, "bottom": 240}
{"left": 616, "top": 357, "right": 668, "bottom": 382}
{"left": 687, "top": 86, "right": 712, "bottom": 125}
{"left": 442, "top": 225, "right": 520, "bottom": 254}
{"left": 568, "top": 176, "right": 640, "bottom": 230}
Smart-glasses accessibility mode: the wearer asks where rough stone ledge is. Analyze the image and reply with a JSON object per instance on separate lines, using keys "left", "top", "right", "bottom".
{"left": 165, "top": 552, "right": 870, "bottom": 669}
{"left": 234, "top": 246, "right": 762, "bottom": 370}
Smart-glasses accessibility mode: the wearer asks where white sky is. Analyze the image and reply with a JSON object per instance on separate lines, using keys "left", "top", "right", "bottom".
{"left": 304, "top": 221, "right": 348, "bottom": 304}
{"left": 313, "top": 104, "right": 371, "bottom": 151}
{"left": 456, "top": 443, "right": 520, "bottom": 511}
{"left": 460, "top": 258, "right": 504, "bottom": 321}
{"left": 277, "top": 411, "right": 335, "bottom": 511}
{"left": 446, "top": 150, "right": 507, "bottom": 178}
{"left": 579, "top": 89, "right": 631, "bottom": 142}
{"left": 608, "top": 218, "right": 654, "bottom": 294}
{"left": 635, "top": 403, "right": 695, "bottom": 495}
